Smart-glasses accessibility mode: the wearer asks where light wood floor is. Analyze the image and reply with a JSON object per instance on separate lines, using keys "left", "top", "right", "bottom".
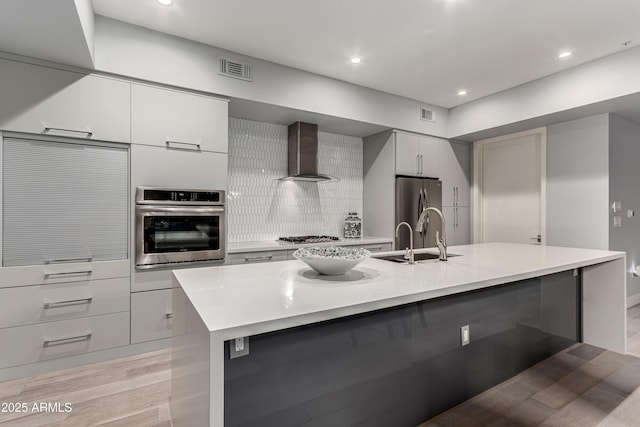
{"left": 0, "top": 349, "right": 171, "bottom": 426}
{"left": 2, "top": 306, "right": 640, "bottom": 427}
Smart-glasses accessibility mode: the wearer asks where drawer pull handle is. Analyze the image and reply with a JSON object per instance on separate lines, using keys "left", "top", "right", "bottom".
{"left": 44, "top": 297, "right": 93, "bottom": 309}
{"left": 43, "top": 126, "right": 93, "bottom": 138}
{"left": 367, "top": 246, "right": 383, "bottom": 251}
{"left": 166, "top": 140, "right": 202, "bottom": 151}
{"left": 165, "top": 313, "right": 173, "bottom": 319}
{"left": 244, "top": 255, "right": 272, "bottom": 262}
{"left": 44, "top": 270, "right": 93, "bottom": 277}
{"left": 46, "top": 257, "right": 93, "bottom": 264}
{"left": 43, "top": 333, "right": 92, "bottom": 348}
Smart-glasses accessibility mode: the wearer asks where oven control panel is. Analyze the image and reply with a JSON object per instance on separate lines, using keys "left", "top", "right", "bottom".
{"left": 136, "top": 187, "right": 225, "bottom": 205}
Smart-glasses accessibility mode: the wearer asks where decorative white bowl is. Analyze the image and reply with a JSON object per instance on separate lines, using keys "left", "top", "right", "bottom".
{"left": 293, "top": 246, "right": 370, "bottom": 276}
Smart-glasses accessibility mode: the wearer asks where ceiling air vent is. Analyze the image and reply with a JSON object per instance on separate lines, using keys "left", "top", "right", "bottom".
{"left": 420, "top": 106, "right": 435, "bottom": 122}
{"left": 218, "top": 56, "right": 252, "bottom": 82}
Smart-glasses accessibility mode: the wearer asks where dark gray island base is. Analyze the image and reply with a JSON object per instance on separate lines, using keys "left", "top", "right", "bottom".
{"left": 223, "top": 270, "right": 579, "bottom": 427}
{"left": 170, "top": 243, "right": 626, "bottom": 427}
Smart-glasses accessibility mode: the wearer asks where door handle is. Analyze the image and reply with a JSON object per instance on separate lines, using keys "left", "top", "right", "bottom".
{"left": 43, "top": 125, "right": 93, "bottom": 138}
{"left": 419, "top": 155, "right": 424, "bottom": 175}
{"left": 244, "top": 255, "right": 273, "bottom": 262}
{"left": 166, "top": 140, "right": 202, "bottom": 151}
{"left": 416, "top": 155, "right": 420, "bottom": 175}
{"left": 44, "top": 297, "right": 93, "bottom": 309}
{"left": 43, "top": 333, "right": 92, "bottom": 347}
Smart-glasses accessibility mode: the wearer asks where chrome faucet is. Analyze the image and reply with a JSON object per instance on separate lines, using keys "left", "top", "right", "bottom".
{"left": 395, "top": 221, "right": 415, "bottom": 264}
{"left": 416, "top": 207, "right": 447, "bottom": 261}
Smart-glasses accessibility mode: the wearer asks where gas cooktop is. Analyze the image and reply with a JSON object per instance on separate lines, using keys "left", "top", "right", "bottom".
{"left": 278, "top": 235, "right": 340, "bottom": 244}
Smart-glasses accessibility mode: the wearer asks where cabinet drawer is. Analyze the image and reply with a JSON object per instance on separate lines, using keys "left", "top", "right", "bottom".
{"left": 0, "top": 277, "right": 129, "bottom": 329}
{"left": 131, "top": 289, "right": 172, "bottom": 344}
{"left": 0, "top": 259, "right": 130, "bottom": 289}
{"left": 131, "top": 84, "right": 228, "bottom": 152}
{"left": 335, "top": 242, "right": 392, "bottom": 253}
{"left": 358, "top": 243, "right": 392, "bottom": 253}
{"left": 0, "top": 312, "right": 130, "bottom": 369}
{"left": 0, "top": 60, "right": 130, "bottom": 143}
{"left": 226, "top": 251, "right": 288, "bottom": 265}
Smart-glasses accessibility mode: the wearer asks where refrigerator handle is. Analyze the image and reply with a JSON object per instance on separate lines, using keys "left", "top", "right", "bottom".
{"left": 418, "top": 188, "right": 423, "bottom": 224}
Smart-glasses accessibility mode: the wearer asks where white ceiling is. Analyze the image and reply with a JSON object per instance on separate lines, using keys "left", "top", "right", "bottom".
{"left": 92, "top": 0, "right": 640, "bottom": 109}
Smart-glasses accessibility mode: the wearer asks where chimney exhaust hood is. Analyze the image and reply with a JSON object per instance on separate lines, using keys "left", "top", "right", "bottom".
{"left": 280, "top": 122, "right": 335, "bottom": 182}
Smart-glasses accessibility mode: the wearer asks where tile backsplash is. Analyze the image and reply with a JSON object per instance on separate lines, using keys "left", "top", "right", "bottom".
{"left": 228, "top": 117, "right": 363, "bottom": 243}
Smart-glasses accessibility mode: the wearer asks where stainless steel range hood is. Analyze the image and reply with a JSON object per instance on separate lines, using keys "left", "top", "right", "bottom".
{"left": 281, "top": 122, "right": 334, "bottom": 182}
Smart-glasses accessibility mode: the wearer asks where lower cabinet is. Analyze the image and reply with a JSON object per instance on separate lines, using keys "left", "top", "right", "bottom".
{"left": 0, "top": 311, "right": 129, "bottom": 369}
{"left": 355, "top": 242, "right": 392, "bottom": 253}
{"left": 131, "top": 289, "right": 173, "bottom": 344}
{"left": 229, "top": 242, "right": 393, "bottom": 266}
{"left": 225, "top": 250, "right": 288, "bottom": 265}
{"left": 0, "top": 277, "right": 129, "bottom": 329}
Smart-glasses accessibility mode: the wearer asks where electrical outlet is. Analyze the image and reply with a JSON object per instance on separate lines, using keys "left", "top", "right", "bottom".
{"left": 613, "top": 216, "right": 622, "bottom": 227}
{"left": 460, "top": 325, "right": 470, "bottom": 346}
{"left": 230, "top": 337, "right": 250, "bottom": 359}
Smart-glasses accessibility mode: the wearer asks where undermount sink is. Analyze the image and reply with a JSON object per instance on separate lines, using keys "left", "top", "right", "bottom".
{"left": 376, "top": 252, "right": 459, "bottom": 263}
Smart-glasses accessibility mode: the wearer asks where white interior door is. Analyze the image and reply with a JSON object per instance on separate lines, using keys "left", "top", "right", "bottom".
{"left": 474, "top": 128, "right": 546, "bottom": 245}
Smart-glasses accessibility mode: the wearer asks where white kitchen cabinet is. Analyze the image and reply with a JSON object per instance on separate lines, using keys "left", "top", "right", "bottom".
{"left": 395, "top": 131, "right": 441, "bottom": 178}
{"left": 339, "top": 242, "right": 392, "bottom": 253}
{"left": 131, "top": 83, "right": 229, "bottom": 153}
{"left": 0, "top": 277, "right": 129, "bottom": 329}
{"left": 226, "top": 250, "right": 289, "bottom": 265}
{"left": 0, "top": 59, "right": 130, "bottom": 143}
{"left": 444, "top": 206, "right": 470, "bottom": 246}
{"left": 2, "top": 136, "right": 129, "bottom": 269}
{"left": 0, "top": 312, "right": 129, "bottom": 369}
{"left": 130, "top": 144, "right": 228, "bottom": 190}
{"left": 131, "top": 289, "right": 173, "bottom": 344}
{"left": 0, "top": 259, "right": 130, "bottom": 289}
{"left": 441, "top": 141, "right": 471, "bottom": 207}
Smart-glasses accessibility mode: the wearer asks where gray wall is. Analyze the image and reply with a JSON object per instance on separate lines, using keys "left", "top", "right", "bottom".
{"left": 546, "top": 112, "right": 640, "bottom": 299}
{"left": 609, "top": 114, "right": 640, "bottom": 297}
{"left": 449, "top": 45, "right": 640, "bottom": 138}
{"left": 546, "top": 114, "right": 610, "bottom": 250}
{"left": 93, "top": 17, "right": 449, "bottom": 138}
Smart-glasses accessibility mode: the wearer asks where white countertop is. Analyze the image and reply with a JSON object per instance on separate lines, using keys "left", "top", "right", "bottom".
{"left": 227, "top": 236, "right": 393, "bottom": 253}
{"left": 173, "top": 243, "right": 625, "bottom": 340}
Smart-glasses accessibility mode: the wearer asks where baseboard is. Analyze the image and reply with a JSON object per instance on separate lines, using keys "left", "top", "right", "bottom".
{"left": 628, "top": 293, "right": 640, "bottom": 309}
{"left": 0, "top": 339, "right": 171, "bottom": 382}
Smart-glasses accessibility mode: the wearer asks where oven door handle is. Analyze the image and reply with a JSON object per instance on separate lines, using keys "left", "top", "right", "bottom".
{"left": 135, "top": 205, "right": 225, "bottom": 215}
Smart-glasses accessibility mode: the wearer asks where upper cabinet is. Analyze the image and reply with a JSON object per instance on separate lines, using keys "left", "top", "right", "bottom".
{"left": 395, "top": 131, "right": 441, "bottom": 177}
{"left": 0, "top": 59, "right": 130, "bottom": 143}
{"left": 131, "top": 84, "right": 229, "bottom": 153}
{"left": 440, "top": 141, "right": 470, "bottom": 207}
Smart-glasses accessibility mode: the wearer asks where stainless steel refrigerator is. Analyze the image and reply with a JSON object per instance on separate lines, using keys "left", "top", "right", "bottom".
{"left": 395, "top": 176, "right": 443, "bottom": 249}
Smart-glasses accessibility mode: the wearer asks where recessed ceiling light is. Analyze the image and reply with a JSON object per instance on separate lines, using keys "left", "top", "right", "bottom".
{"left": 156, "top": 0, "right": 173, "bottom": 5}
{"left": 457, "top": 90, "right": 467, "bottom": 96}
{"left": 558, "top": 51, "right": 572, "bottom": 59}
{"left": 350, "top": 57, "right": 361, "bottom": 64}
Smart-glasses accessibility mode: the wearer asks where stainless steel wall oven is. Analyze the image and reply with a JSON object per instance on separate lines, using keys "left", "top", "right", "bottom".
{"left": 135, "top": 187, "right": 225, "bottom": 269}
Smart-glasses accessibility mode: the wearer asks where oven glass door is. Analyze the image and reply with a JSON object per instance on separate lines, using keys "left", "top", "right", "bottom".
{"left": 136, "top": 205, "right": 225, "bottom": 268}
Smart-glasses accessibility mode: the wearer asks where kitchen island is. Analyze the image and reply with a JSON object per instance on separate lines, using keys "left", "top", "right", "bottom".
{"left": 171, "top": 243, "right": 626, "bottom": 427}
